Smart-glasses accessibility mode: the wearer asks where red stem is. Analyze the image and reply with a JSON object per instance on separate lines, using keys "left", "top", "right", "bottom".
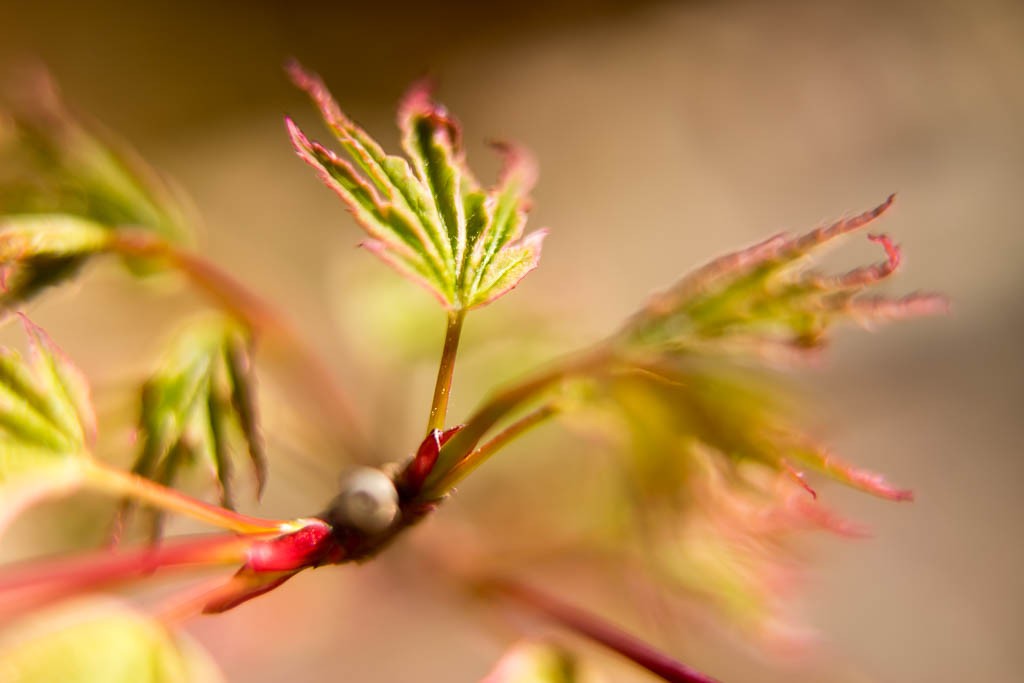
{"left": 485, "top": 579, "right": 721, "bottom": 683}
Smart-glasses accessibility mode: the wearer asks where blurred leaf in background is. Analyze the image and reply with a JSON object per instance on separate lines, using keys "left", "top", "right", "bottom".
{"left": 0, "top": 67, "right": 193, "bottom": 309}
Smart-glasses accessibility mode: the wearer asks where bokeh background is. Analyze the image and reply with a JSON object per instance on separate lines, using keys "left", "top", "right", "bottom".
{"left": 1, "top": 0, "right": 1021, "bottom": 681}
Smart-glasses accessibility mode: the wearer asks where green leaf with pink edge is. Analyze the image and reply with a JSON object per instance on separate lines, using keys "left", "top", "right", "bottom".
{"left": 481, "top": 640, "right": 599, "bottom": 683}
{"left": 0, "top": 598, "right": 224, "bottom": 683}
{"left": 0, "top": 316, "right": 96, "bottom": 535}
{"left": 287, "top": 62, "right": 545, "bottom": 311}
{"left": 617, "top": 196, "right": 948, "bottom": 360}
{"left": 123, "top": 316, "right": 266, "bottom": 539}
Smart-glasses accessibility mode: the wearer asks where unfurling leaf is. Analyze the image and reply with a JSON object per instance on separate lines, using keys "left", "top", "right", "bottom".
{"left": 124, "top": 317, "right": 266, "bottom": 537}
{"left": 0, "top": 70, "right": 192, "bottom": 309}
{"left": 482, "top": 641, "right": 594, "bottom": 683}
{"left": 0, "top": 316, "right": 95, "bottom": 534}
{"left": 287, "top": 63, "right": 545, "bottom": 311}
{"left": 0, "top": 599, "right": 224, "bottom": 683}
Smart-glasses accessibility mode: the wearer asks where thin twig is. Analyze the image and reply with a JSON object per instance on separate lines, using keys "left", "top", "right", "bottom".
{"left": 422, "top": 345, "right": 612, "bottom": 496}
{"left": 430, "top": 403, "right": 558, "bottom": 493}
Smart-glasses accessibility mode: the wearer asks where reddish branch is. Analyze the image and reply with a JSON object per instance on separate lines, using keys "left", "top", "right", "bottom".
{"left": 483, "top": 579, "right": 722, "bottom": 683}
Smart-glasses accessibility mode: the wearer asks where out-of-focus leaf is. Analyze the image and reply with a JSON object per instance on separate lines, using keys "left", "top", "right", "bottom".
{"left": 125, "top": 317, "right": 265, "bottom": 538}
{"left": 0, "top": 70, "right": 193, "bottom": 308}
{"left": 0, "top": 599, "right": 224, "bottom": 683}
{"left": 555, "top": 199, "right": 946, "bottom": 642}
{"left": 0, "top": 316, "right": 95, "bottom": 535}
{"left": 605, "top": 357, "right": 911, "bottom": 501}
{"left": 0, "top": 70, "right": 191, "bottom": 242}
{"left": 481, "top": 640, "right": 596, "bottom": 683}
{"left": 619, "top": 428, "right": 861, "bottom": 647}
{"left": 287, "top": 63, "right": 545, "bottom": 311}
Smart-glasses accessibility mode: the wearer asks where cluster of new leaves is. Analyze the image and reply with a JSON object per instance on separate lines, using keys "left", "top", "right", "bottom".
{"left": 0, "top": 71, "right": 191, "bottom": 309}
{"left": 420, "top": 199, "right": 944, "bottom": 500}
{"left": 123, "top": 318, "right": 265, "bottom": 538}
{"left": 286, "top": 63, "right": 545, "bottom": 311}
{"left": 418, "top": 198, "right": 945, "bottom": 643}
{"left": 0, "top": 315, "right": 96, "bottom": 534}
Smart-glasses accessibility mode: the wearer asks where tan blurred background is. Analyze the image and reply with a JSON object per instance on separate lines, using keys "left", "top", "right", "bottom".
{"left": 1, "top": 0, "right": 1022, "bottom": 681}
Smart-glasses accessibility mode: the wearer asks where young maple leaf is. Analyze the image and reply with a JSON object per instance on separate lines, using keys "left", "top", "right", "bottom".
{"left": 286, "top": 62, "right": 545, "bottom": 311}
{"left": 618, "top": 196, "right": 946, "bottom": 359}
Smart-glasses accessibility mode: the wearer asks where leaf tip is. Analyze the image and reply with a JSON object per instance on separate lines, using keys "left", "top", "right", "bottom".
{"left": 283, "top": 58, "right": 316, "bottom": 93}
{"left": 398, "top": 77, "right": 462, "bottom": 152}
{"left": 867, "top": 232, "right": 901, "bottom": 271}
{"left": 283, "top": 116, "right": 311, "bottom": 154}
